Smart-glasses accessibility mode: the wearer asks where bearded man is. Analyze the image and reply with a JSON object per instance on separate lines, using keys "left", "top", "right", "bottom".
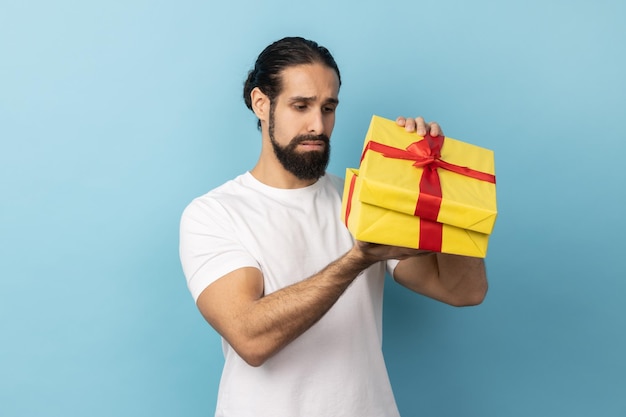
{"left": 179, "top": 36, "right": 488, "bottom": 417}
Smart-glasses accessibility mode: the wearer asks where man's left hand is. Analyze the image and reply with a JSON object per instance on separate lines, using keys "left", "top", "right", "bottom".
{"left": 395, "top": 116, "right": 443, "bottom": 137}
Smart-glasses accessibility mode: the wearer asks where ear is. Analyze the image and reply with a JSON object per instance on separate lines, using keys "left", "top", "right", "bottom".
{"left": 250, "top": 87, "right": 270, "bottom": 123}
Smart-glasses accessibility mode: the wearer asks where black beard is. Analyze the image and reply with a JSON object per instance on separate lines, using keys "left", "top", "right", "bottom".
{"left": 268, "top": 106, "right": 330, "bottom": 181}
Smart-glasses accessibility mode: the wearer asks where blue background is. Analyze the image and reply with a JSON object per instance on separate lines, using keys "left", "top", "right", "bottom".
{"left": 1, "top": 0, "right": 624, "bottom": 416}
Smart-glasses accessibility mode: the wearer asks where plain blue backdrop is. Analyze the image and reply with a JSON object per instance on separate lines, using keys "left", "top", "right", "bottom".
{"left": 1, "top": 0, "right": 625, "bottom": 416}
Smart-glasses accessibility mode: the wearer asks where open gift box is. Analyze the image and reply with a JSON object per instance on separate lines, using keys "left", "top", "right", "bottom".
{"left": 341, "top": 115, "right": 497, "bottom": 258}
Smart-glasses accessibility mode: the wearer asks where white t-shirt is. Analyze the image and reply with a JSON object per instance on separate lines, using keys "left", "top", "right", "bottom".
{"left": 180, "top": 172, "right": 401, "bottom": 417}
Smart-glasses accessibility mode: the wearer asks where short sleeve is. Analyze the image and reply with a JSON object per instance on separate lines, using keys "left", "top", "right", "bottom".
{"left": 179, "top": 197, "right": 260, "bottom": 302}
{"left": 386, "top": 259, "right": 400, "bottom": 278}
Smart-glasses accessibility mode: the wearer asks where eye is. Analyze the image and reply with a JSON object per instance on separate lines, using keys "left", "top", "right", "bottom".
{"left": 293, "top": 103, "right": 308, "bottom": 111}
{"left": 323, "top": 105, "right": 336, "bottom": 113}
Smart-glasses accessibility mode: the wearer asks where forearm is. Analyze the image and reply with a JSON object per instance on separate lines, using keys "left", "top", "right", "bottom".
{"left": 435, "top": 253, "right": 488, "bottom": 306}
{"left": 233, "top": 247, "right": 375, "bottom": 366}
{"left": 393, "top": 252, "right": 488, "bottom": 307}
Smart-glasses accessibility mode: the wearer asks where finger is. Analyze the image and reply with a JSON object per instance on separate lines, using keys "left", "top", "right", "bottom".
{"left": 395, "top": 116, "right": 407, "bottom": 127}
{"left": 428, "top": 122, "right": 443, "bottom": 137}
{"left": 402, "top": 117, "right": 417, "bottom": 133}
{"left": 407, "top": 118, "right": 418, "bottom": 133}
{"left": 394, "top": 249, "right": 433, "bottom": 260}
{"left": 402, "top": 248, "right": 432, "bottom": 257}
{"left": 415, "top": 116, "right": 427, "bottom": 136}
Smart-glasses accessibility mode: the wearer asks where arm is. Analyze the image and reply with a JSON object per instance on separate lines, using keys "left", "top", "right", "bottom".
{"left": 392, "top": 253, "right": 488, "bottom": 306}
{"left": 196, "top": 242, "right": 422, "bottom": 367}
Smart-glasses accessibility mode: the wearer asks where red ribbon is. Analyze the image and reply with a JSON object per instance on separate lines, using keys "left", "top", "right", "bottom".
{"left": 347, "top": 134, "right": 495, "bottom": 252}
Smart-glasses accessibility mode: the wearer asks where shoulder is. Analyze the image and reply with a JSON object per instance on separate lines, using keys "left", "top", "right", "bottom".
{"left": 180, "top": 183, "right": 239, "bottom": 239}
{"left": 182, "top": 173, "right": 252, "bottom": 219}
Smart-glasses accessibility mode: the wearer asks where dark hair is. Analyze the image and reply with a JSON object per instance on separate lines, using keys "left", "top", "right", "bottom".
{"left": 243, "top": 37, "right": 342, "bottom": 129}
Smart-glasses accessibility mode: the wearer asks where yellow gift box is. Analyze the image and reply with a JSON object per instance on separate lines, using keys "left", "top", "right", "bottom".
{"left": 340, "top": 115, "right": 497, "bottom": 258}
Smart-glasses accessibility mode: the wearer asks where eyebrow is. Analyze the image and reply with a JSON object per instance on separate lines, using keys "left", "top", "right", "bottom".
{"left": 288, "top": 96, "right": 340, "bottom": 105}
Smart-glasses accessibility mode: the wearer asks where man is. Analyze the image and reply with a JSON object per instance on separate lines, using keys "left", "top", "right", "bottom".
{"left": 179, "top": 36, "right": 487, "bottom": 417}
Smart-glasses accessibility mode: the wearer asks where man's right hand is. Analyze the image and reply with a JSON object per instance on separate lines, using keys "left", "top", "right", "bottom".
{"left": 353, "top": 240, "right": 432, "bottom": 263}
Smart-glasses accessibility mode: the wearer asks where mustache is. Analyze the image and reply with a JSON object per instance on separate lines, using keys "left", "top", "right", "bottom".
{"left": 291, "top": 134, "right": 330, "bottom": 145}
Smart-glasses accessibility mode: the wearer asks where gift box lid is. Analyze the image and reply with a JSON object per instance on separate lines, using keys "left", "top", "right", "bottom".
{"left": 357, "top": 115, "right": 497, "bottom": 234}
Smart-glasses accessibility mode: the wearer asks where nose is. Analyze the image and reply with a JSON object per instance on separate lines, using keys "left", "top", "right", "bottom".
{"left": 307, "top": 110, "right": 324, "bottom": 134}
